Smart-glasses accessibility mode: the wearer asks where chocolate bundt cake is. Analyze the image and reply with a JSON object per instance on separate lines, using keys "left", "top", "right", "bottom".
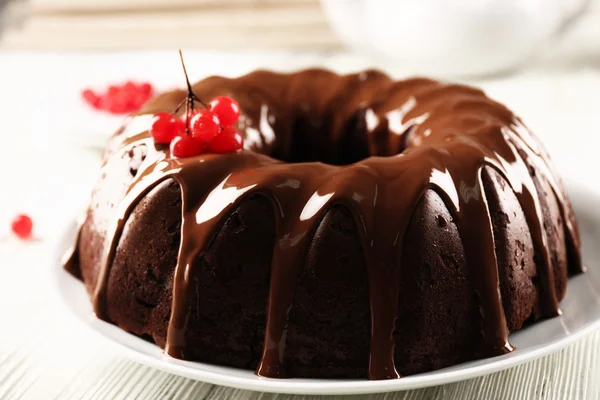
{"left": 65, "top": 69, "right": 583, "bottom": 380}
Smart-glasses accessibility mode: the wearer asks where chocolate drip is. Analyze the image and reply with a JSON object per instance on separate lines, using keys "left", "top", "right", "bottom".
{"left": 69, "top": 69, "right": 583, "bottom": 380}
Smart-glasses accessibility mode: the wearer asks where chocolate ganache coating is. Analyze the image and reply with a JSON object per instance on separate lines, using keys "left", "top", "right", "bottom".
{"left": 66, "top": 69, "right": 582, "bottom": 380}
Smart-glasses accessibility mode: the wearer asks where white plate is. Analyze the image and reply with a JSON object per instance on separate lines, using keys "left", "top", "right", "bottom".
{"left": 52, "top": 183, "right": 600, "bottom": 395}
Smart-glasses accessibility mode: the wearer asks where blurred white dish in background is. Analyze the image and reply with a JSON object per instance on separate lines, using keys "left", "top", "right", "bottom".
{"left": 321, "top": 0, "right": 589, "bottom": 77}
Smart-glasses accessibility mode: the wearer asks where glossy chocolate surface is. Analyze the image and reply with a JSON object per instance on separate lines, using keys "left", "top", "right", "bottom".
{"left": 65, "top": 69, "right": 582, "bottom": 380}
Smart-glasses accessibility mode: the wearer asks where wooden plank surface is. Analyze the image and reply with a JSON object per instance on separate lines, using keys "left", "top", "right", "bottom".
{"left": 28, "top": 0, "right": 320, "bottom": 13}
{"left": 1, "top": 0, "right": 342, "bottom": 49}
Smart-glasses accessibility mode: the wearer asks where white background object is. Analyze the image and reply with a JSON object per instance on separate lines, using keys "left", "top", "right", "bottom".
{"left": 321, "top": 0, "right": 592, "bottom": 77}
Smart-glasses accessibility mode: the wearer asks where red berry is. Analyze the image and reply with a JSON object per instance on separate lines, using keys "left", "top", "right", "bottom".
{"left": 124, "top": 95, "right": 138, "bottom": 111}
{"left": 11, "top": 214, "right": 33, "bottom": 240}
{"left": 132, "top": 91, "right": 151, "bottom": 109}
{"left": 109, "top": 103, "right": 126, "bottom": 114}
{"left": 190, "top": 110, "right": 221, "bottom": 142}
{"left": 122, "top": 81, "right": 133, "bottom": 92}
{"left": 170, "top": 135, "right": 205, "bottom": 158}
{"left": 207, "top": 126, "right": 244, "bottom": 153}
{"left": 180, "top": 109, "right": 199, "bottom": 130}
{"left": 107, "top": 85, "right": 120, "bottom": 97}
{"left": 139, "top": 82, "right": 153, "bottom": 96}
{"left": 209, "top": 96, "right": 240, "bottom": 126}
{"left": 124, "top": 81, "right": 139, "bottom": 93}
{"left": 107, "top": 92, "right": 129, "bottom": 113}
{"left": 173, "top": 119, "right": 186, "bottom": 135}
{"left": 150, "top": 112, "right": 181, "bottom": 144}
{"left": 82, "top": 89, "right": 101, "bottom": 109}
{"left": 97, "top": 95, "right": 111, "bottom": 111}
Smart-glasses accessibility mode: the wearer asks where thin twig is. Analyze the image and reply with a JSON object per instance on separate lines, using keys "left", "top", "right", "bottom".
{"left": 178, "top": 50, "right": 208, "bottom": 108}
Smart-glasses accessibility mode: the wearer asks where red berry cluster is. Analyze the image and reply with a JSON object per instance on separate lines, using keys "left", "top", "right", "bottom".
{"left": 149, "top": 51, "right": 243, "bottom": 158}
{"left": 82, "top": 81, "right": 154, "bottom": 114}
{"left": 151, "top": 96, "right": 243, "bottom": 158}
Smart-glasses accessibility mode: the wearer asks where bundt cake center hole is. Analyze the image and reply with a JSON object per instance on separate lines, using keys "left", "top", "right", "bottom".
{"left": 269, "top": 110, "right": 405, "bottom": 165}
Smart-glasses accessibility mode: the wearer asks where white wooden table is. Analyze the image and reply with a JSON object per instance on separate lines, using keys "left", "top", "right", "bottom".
{"left": 1, "top": 51, "right": 600, "bottom": 399}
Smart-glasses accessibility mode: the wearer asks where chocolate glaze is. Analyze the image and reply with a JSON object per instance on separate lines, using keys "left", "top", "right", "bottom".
{"left": 65, "top": 69, "right": 583, "bottom": 380}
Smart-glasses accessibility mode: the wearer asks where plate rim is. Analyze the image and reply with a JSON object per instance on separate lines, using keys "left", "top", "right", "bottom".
{"left": 51, "top": 182, "right": 600, "bottom": 395}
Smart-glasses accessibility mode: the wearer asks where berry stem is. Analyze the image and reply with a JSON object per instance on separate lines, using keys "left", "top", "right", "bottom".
{"left": 178, "top": 49, "right": 210, "bottom": 136}
{"left": 186, "top": 96, "right": 193, "bottom": 136}
{"left": 173, "top": 97, "right": 187, "bottom": 114}
{"left": 178, "top": 50, "right": 208, "bottom": 109}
